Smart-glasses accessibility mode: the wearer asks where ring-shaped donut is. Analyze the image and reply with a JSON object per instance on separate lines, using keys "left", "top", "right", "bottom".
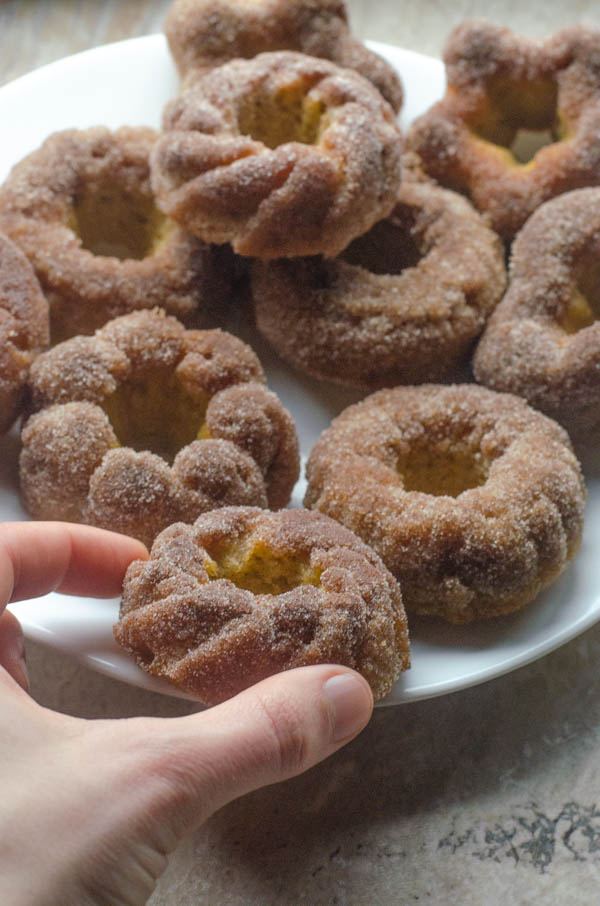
{"left": 114, "top": 506, "right": 410, "bottom": 702}
{"left": 405, "top": 22, "right": 600, "bottom": 241}
{"left": 305, "top": 384, "right": 585, "bottom": 623}
{"left": 151, "top": 51, "right": 403, "bottom": 259}
{"left": 251, "top": 181, "right": 506, "bottom": 387}
{"left": 165, "top": 0, "right": 403, "bottom": 112}
{"left": 0, "top": 233, "right": 48, "bottom": 433}
{"left": 474, "top": 187, "right": 600, "bottom": 441}
{"left": 20, "top": 310, "right": 299, "bottom": 547}
{"left": 0, "top": 127, "right": 230, "bottom": 343}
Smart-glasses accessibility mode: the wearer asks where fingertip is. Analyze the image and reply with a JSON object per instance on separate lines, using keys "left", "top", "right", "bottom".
{"left": 322, "top": 670, "right": 374, "bottom": 744}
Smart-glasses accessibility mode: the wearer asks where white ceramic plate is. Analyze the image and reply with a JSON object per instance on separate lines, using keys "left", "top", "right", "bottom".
{"left": 2, "top": 36, "right": 599, "bottom": 706}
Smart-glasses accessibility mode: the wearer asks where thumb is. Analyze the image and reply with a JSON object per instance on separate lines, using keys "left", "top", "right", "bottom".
{"left": 145, "top": 664, "right": 373, "bottom": 835}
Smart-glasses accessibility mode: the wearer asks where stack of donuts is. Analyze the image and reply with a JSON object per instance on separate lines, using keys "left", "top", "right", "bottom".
{"left": 1, "top": 1, "right": 597, "bottom": 704}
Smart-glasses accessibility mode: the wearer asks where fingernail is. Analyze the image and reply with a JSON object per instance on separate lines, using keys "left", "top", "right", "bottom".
{"left": 16, "top": 653, "right": 30, "bottom": 692}
{"left": 323, "top": 673, "right": 373, "bottom": 743}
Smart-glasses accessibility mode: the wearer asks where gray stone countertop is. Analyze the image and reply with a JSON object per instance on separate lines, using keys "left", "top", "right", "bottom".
{"left": 1, "top": 1, "right": 600, "bottom": 903}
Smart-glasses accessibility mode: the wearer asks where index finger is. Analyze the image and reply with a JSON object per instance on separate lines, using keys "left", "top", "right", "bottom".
{"left": 0, "top": 522, "right": 148, "bottom": 608}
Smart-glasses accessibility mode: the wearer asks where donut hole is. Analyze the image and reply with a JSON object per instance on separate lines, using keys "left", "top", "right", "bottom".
{"left": 559, "top": 251, "right": 600, "bottom": 334}
{"left": 101, "top": 374, "right": 209, "bottom": 463}
{"left": 398, "top": 443, "right": 490, "bottom": 497}
{"left": 471, "top": 77, "right": 561, "bottom": 164}
{"left": 71, "top": 182, "right": 169, "bottom": 260}
{"left": 205, "top": 541, "right": 322, "bottom": 595}
{"left": 237, "top": 84, "right": 328, "bottom": 149}
{"left": 340, "top": 205, "right": 423, "bottom": 275}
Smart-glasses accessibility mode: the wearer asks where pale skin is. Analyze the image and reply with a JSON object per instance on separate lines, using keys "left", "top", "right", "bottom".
{"left": 0, "top": 521, "right": 373, "bottom": 906}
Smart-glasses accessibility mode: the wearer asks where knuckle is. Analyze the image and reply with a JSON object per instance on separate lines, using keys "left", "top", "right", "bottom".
{"left": 255, "top": 690, "right": 310, "bottom": 777}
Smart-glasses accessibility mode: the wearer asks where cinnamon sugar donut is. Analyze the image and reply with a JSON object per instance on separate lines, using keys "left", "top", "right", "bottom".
{"left": 305, "top": 384, "right": 585, "bottom": 624}
{"left": 474, "top": 188, "right": 600, "bottom": 441}
{"left": 114, "top": 506, "right": 410, "bottom": 702}
{"left": 251, "top": 181, "right": 506, "bottom": 387}
{"left": 0, "top": 233, "right": 48, "bottom": 433}
{"left": 151, "top": 51, "right": 403, "bottom": 259}
{"left": 0, "top": 127, "right": 229, "bottom": 344}
{"left": 405, "top": 22, "right": 600, "bottom": 241}
{"left": 20, "top": 310, "right": 299, "bottom": 547}
{"left": 165, "top": 0, "right": 403, "bottom": 112}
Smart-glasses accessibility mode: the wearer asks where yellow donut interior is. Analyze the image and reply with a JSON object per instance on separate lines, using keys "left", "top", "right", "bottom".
{"left": 466, "top": 77, "right": 565, "bottom": 165}
{"left": 101, "top": 374, "right": 210, "bottom": 463}
{"left": 559, "top": 250, "right": 600, "bottom": 334}
{"left": 205, "top": 539, "right": 322, "bottom": 595}
{"left": 70, "top": 182, "right": 169, "bottom": 260}
{"left": 238, "top": 81, "right": 330, "bottom": 149}
{"left": 397, "top": 442, "right": 490, "bottom": 497}
{"left": 341, "top": 204, "right": 422, "bottom": 275}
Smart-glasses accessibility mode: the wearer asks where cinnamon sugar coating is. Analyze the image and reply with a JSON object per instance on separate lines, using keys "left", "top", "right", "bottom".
{"left": 251, "top": 181, "right": 506, "bottom": 387}
{"left": 114, "top": 506, "right": 410, "bottom": 702}
{"left": 20, "top": 310, "right": 299, "bottom": 547}
{"left": 405, "top": 22, "right": 600, "bottom": 240}
{"left": 165, "top": 0, "right": 403, "bottom": 112}
{"left": 151, "top": 51, "right": 403, "bottom": 259}
{"left": 305, "top": 384, "right": 585, "bottom": 623}
{"left": 474, "top": 188, "right": 600, "bottom": 441}
{"left": 0, "top": 233, "right": 48, "bottom": 433}
{"left": 0, "top": 127, "right": 230, "bottom": 343}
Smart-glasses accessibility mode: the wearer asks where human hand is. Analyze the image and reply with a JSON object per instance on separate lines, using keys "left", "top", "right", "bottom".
{"left": 0, "top": 521, "right": 373, "bottom": 906}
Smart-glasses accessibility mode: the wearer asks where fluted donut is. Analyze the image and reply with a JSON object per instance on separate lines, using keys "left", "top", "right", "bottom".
{"left": 151, "top": 51, "right": 403, "bottom": 259}
{"left": 20, "top": 310, "right": 299, "bottom": 547}
{"left": 114, "top": 506, "right": 410, "bottom": 702}
{"left": 406, "top": 22, "right": 600, "bottom": 241}
{"left": 165, "top": 0, "right": 403, "bottom": 112}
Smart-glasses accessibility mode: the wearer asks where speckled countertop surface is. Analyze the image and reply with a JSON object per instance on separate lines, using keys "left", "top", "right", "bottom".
{"left": 2, "top": 1, "right": 600, "bottom": 903}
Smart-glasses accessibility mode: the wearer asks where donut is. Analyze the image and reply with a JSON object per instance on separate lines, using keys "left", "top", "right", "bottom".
{"left": 114, "top": 506, "right": 410, "bottom": 702}
{"left": 251, "top": 181, "right": 506, "bottom": 387}
{"left": 165, "top": 0, "right": 403, "bottom": 112}
{"left": 20, "top": 309, "right": 299, "bottom": 548}
{"left": 473, "top": 188, "right": 600, "bottom": 441}
{"left": 0, "top": 127, "right": 230, "bottom": 344}
{"left": 304, "top": 384, "right": 585, "bottom": 624}
{"left": 151, "top": 51, "right": 403, "bottom": 259}
{"left": 405, "top": 22, "right": 600, "bottom": 241}
{"left": 0, "top": 233, "right": 48, "bottom": 433}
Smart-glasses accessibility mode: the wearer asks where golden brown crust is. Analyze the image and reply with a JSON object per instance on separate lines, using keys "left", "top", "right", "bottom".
{"left": 0, "top": 233, "right": 49, "bottom": 433}
{"left": 251, "top": 181, "right": 506, "bottom": 387}
{"left": 114, "top": 506, "right": 410, "bottom": 702}
{"left": 151, "top": 51, "right": 403, "bottom": 259}
{"left": 405, "top": 21, "right": 600, "bottom": 240}
{"left": 165, "top": 0, "right": 403, "bottom": 112}
{"left": 305, "top": 384, "right": 586, "bottom": 623}
{"left": 20, "top": 310, "right": 299, "bottom": 547}
{"left": 473, "top": 188, "right": 600, "bottom": 441}
{"left": 0, "top": 127, "right": 230, "bottom": 343}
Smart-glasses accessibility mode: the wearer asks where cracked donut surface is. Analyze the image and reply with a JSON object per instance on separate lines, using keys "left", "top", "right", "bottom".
{"left": 305, "top": 384, "right": 585, "bottom": 623}
{"left": 114, "top": 506, "right": 410, "bottom": 702}
{"left": 19, "top": 309, "right": 299, "bottom": 547}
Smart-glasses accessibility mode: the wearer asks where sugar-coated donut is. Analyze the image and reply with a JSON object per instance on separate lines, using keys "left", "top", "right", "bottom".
{"left": 405, "top": 22, "right": 600, "bottom": 241}
{"left": 114, "top": 506, "right": 410, "bottom": 702}
{"left": 474, "top": 188, "right": 600, "bottom": 441}
{"left": 251, "top": 181, "right": 506, "bottom": 387}
{"left": 151, "top": 51, "right": 403, "bottom": 259}
{"left": 305, "top": 384, "right": 585, "bottom": 624}
{"left": 20, "top": 310, "right": 299, "bottom": 547}
{"left": 165, "top": 0, "right": 403, "bottom": 112}
{"left": 0, "top": 127, "right": 230, "bottom": 344}
{"left": 0, "top": 233, "right": 48, "bottom": 433}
